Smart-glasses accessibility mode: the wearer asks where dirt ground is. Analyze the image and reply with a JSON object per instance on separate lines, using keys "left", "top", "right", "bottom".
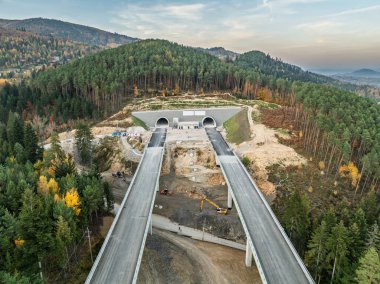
{"left": 157, "top": 132, "right": 246, "bottom": 242}
{"left": 138, "top": 230, "right": 261, "bottom": 284}
{"left": 226, "top": 105, "right": 307, "bottom": 198}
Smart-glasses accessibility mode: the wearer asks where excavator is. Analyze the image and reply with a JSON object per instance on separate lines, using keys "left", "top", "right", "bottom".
{"left": 200, "top": 196, "right": 228, "bottom": 215}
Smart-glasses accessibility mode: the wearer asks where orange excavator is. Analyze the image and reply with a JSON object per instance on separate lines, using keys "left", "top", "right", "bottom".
{"left": 200, "top": 196, "right": 228, "bottom": 215}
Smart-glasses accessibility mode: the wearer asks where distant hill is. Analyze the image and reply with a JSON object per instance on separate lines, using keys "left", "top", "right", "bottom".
{"left": 235, "top": 50, "right": 337, "bottom": 85}
{"left": 351, "top": 68, "right": 380, "bottom": 77}
{"left": 331, "top": 68, "right": 380, "bottom": 90}
{"left": 198, "top": 47, "right": 239, "bottom": 62}
{"left": 0, "top": 27, "right": 101, "bottom": 77}
{"left": 0, "top": 17, "right": 138, "bottom": 47}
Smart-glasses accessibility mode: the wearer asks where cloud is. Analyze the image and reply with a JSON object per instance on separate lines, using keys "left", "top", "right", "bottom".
{"left": 328, "top": 4, "right": 380, "bottom": 17}
{"left": 163, "top": 3, "right": 205, "bottom": 20}
{"left": 257, "top": 0, "right": 326, "bottom": 18}
{"left": 110, "top": 2, "right": 258, "bottom": 48}
{"left": 297, "top": 20, "right": 340, "bottom": 32}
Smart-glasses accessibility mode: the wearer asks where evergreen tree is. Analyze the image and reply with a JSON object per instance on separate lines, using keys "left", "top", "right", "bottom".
{"left": 23, "top": 124, "right": 40, "bottom": 163}
{"left": 306, "top": 221, "right": 328, "bottom": 283}
{"left": 282, "top": 189, "right": 311, "bottom": 255}
{"left": 366, "top": 223, "right": 380, "bottom": 253}
{"left": 355, "top": 247, "right": 380, "bottom": 284}
{"left": 75, "top": 123, "right": 93, "bottom": 165}
{"left": 326, "top": 221, "right": 351, "bottom": 283}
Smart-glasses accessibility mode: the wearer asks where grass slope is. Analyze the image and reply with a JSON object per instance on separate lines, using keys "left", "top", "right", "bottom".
{"left": 223, "top": 109, "right": 250, "bottom": 144}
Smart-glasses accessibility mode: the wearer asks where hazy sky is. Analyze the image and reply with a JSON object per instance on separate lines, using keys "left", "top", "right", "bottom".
{"left": 1, "top": 0, "right": 380, "bottom": 70}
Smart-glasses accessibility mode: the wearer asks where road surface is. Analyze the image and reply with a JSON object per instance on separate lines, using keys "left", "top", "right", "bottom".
{"left": 206, "top": 128, "right": 314, "bottom": 284}
{"left": 86, "top": 129, "right": 166, "bottom": 284}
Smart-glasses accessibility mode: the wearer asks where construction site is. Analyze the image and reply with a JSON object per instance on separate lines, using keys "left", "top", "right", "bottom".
{"left": 53, "top": 96, "right": 309, "bottom": 284}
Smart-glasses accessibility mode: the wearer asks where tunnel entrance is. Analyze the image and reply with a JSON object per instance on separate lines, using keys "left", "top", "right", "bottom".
{"left": 202, "top": 116, "right": 216, "bottom": 128}
{"left": 155, "top": 117, "right": 169, "bottom": 128}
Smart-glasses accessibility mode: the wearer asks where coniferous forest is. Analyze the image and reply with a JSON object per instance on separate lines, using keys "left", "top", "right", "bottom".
{"left": 0, "top": 39, "right": 379, "bottom": 283}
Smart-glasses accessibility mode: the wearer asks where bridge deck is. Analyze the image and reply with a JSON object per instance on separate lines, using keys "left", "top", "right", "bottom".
{"left": 206, "top": 128, "right": 314, "bottom": 284}
{"left": 86, "top": 128, "right": 166, "bottom": 284}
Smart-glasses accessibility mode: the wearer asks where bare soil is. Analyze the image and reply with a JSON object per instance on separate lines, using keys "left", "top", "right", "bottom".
{"left": 157, "top": 134, "right": 246, "bottom": 242}
{"left": 138, "top": 230, "right": 261, "bottom": 284}
{"left": 226, "top": 106, "right": 307, "bottom": 199}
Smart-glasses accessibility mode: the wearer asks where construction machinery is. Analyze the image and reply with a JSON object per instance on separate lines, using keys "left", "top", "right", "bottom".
{"left": 159, "top": 188, "right": 173, "bottom": 196}
{"left": 200, "top": 196, "right": 228, "bottom": 215}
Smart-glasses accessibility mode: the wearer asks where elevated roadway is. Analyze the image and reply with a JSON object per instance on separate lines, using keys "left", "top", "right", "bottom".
{"left": 85, "top": 128, "right": 166, "bottom": 284}
{"left": 206, "top": 128, "right": 314, "bottom": 284}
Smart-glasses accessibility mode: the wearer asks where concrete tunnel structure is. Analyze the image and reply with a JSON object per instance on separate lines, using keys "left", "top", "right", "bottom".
{"left": 155, "top": 117, "right": 170, "bottom": 128}
{"left": 133, "top": 107, "right": 241, "bottom": 129}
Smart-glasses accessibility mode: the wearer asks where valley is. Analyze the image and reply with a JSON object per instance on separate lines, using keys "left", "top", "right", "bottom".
{"left": 0, "top": 5, "right": 379, "bottom": 283}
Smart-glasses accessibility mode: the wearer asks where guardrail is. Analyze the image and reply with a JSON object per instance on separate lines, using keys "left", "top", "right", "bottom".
{"left": 217, "top": 159, "right": 268, "bottom": 284}
{"left": 233, "top": 152, "right": 314, "bottom": 283}
{"left": 85, "top": 147, "right": 148, "bottom": 284}
{"left": 131, "top": 146, "right": 165, "bottom": 284}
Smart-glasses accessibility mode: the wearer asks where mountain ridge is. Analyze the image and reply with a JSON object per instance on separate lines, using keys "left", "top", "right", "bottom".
{"left": 0, "top": 17, "right": 138, "bottom": 47}
{"left": 351, "top": 68, "right": 380, "bottom": 77}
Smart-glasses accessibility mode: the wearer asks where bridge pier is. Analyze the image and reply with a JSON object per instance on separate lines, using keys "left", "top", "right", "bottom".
{"left": 149, "top": 217, "right": 153, "bottom": 235}
{"left": 227, "top": 187, "right": 233, "bottom": 209}
{"left": 245, "top": 242, "right": 253, "bottom": 267}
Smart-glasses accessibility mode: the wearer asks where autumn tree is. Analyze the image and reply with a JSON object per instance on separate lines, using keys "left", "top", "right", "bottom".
{"left": 64, "top": 188, "right": 81, "bottom": 216}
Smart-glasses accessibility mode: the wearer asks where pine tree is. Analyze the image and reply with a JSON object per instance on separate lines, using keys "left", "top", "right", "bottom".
{"left": 55, "top": 215, "right": 72, "bottom": 269}
{"left": 355, "top": 247, "right": 380, "bottom": 284}
{"left": 306, "top": 221, "right": 328, "bottom": 283}
{"left": 366, "top": 223, "right": 380, "bottom": 253}
{"left": 75, "top": 123, "right": 93, "bottom": 165}
{"left": 326, "top": 221, "right": 350, "bottom": 283}
{"left": 283, "top": 189, "right": 311, "bottom": 255}
{"left": 23, "top": 123, "right": 39, "bottom": 163}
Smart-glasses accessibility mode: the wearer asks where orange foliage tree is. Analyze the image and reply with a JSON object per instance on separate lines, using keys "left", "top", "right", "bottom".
{"left": 339, "top": 162, "right": 361, "bottom": 187}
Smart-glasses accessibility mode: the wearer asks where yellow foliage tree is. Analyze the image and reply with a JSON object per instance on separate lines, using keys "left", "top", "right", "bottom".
{"left": 339, "top": 162, "right": 361, "bottom": 187}
{"left": 38, "top": 175, "right": 49, "bottom": 194}
{"left": 65, "top": 188, "right": 81, "bottom": 215}
{"left": 38, "top": 176, "right": 59, "bottom": 195}
{"left": 47, "top": 178, "right": 59, "bottom": 194}
{"left": 54, "top": 194, "right": 61, "bottom": 203}
{"left": 14, "top": 239, "right": 25, "bottom": 247}
{"left": 133, "top": 85, "right": 139, "bottom": 97}
{"left": 318, "top": 161, "right": 326, "bottom": 170}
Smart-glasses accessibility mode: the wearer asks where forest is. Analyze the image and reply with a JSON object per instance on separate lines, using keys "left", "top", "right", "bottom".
{"left": 0, "top": 111, "right": 113, "bottom": 283}
{"left": 262, "top": 82, "right": 380, "bottom": 283}
{"left": 0, "top": 39, "right": 378, "bottom": 283}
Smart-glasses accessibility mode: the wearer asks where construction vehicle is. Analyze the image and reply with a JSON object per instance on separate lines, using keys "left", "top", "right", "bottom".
{"left": 200, "top": 196, "right": 228, "bottom": 215}
{"left": 160, "top": 188, "right": 173, "bottom": 196}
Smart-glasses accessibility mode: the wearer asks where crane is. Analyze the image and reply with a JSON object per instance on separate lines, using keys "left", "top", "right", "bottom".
{"left": 200, "top": 196, "right": 228, "bottom": 215}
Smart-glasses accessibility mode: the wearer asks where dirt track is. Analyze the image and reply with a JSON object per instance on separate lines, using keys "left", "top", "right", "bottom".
{"left": 138, "top": 229, "right": 261, "bottom": 284}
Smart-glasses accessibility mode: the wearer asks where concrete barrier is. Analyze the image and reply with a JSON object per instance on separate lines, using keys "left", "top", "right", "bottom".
{"left": 152, "top": 214, "right": 245, "bottom": 251}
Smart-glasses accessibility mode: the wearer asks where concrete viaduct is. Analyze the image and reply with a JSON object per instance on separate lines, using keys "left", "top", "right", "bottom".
{"left": 85, "top": 107, "right": 314, "bottom": 284}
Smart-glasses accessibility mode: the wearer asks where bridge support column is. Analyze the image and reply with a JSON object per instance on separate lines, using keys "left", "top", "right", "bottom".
{"left": 245, "top": 242, "right": 252, "bottom": 267}
{"left": 149, "top": 217, "right": 153, "bottom": 235}
{"left": 227, "top": 187, "right": 233, "bottom": 209}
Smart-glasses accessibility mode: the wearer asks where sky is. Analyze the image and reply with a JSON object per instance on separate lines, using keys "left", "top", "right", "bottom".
{"left": 1, "top": 0, "right": 380, "bottom": 70}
